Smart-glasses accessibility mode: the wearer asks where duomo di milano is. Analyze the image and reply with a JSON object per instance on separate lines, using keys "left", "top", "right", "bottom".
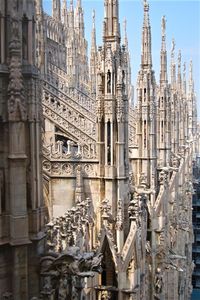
{"left": 0, "top": 0, "right": 199, "bottom": 299}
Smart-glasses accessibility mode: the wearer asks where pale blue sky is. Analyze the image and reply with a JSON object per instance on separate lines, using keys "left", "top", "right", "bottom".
{"left": 43, "top": 0, "right": 200, "bottom": 116}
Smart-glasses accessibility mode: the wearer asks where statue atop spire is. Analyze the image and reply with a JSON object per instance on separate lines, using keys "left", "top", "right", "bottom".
{"left": 90, "top": 9, "right": 97, "bottom": 96}
{"left": 160, "top": 15, "right": 167, "bottom": 83}
{"left": 143, "top": 0, "right": 149, "bottom": 12}
{"left": 91, "top": 9, "right": 96, "bottom": 52}
{"left": 177, "top": 49, "right": 182, "bottom": 90}
{"left": 170, "top": 38, "right": 176, "bottom": 86}
{"left": 171, "top": 38, "right": 175, "bottom": 58}
{"left": 183, "top": 62, "right": 186, "bottom": 76}
{"left": 183, "top": 62, "right": 187, "bottom": 95}
{"left": 92, "top": 9, "right": 95, "bottom": 29}
{"left": 189, "top": 59, "right": 194, "bottom": 93}
{"left": 161, "top": 16, "right": 166, "bottom": 38}
{"left": 178, "top": 50, "right": 181, "bottom": 67}
{"left": 189, "top": 60, "right": 193, "bottom": 82}
{"left": 123, "top": 18, "right": 128, "bottom": 48}
{"left": 143, "top": 0, "right": 150, "bottom": 26}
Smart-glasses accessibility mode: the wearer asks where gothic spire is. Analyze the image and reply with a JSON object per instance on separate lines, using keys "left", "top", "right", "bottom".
{"left": 91, "top": 10, "right": 96, "bottom": 52}
{"left": 189, "top": 59, "right": 194, "bottom": 94}
{"left": 75, "top": 0, "right": 84, "bottom": 36}
{"left": 177, "top": 49, "right": 182, "bottom": 90}
{"left": 68, "top": 0, "right": 74, "bottom": 28}
{"left": 123, "top": 18, "right": 128, "bottom": 49}
{"left": 141, "top": 0, "right": 152, "bottom": 68}
{"left": 52, "top": 0, "right": 61, "bottom": 20}
{"left": 103, "top": 0, "right": 120, "bottom": 41}
{"left": 183, "top": 62, "right": 187, "bottom": 95}
{"left": 160, "top": 15, "right": 167, "bottom": 83}
{"left": 170, "top": 38, "right": 176, "bottom": 87}
{"left": 62, "top": 0, "right": 68, "bottom": 25}
{"left": 90, "top": 10, "right": 97, "bottom": 96}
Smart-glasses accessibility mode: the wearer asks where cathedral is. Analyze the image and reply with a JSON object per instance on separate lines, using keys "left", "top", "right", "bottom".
{"left": 0, "top": 0, "right": 198, "bottom": 299}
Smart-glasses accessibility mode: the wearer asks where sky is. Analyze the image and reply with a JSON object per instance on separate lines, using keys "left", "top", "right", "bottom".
{"left": 43, "top": 0, "right": 200, "bottom": 116}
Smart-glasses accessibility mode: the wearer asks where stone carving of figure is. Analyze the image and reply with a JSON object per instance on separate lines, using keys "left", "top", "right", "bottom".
{"left": 107, "top": 70, "right": 111, "bottom": 93}
{"left": 101, "top": 290, "right": 112, "bottom": 300}
{"left": 154, "top": 267, "right": 163, "bottom": 295}
{"left": 117, "top": 66, "right": 122, "bottom": 85}
{"left": 161, "top": 15, "right": 166, "bottom": 37}
{"left": 40, "top": 248, "right": 103, "bottom": 300}
{"left": 139, "top": 173, "right": 148, "bottom": 187}
{"left": 58, "top": 277, "right": 68, "bottom": 299}
{"left": 171, "top": 38, "right": 175, "bottom": 57}
{"left": 129, "top": 172, "right": 135, "bottom": 199}
{"left": 178, "top": 50, "right": 181, "bottom": 67}
{"left": 183, "top": 62, "right": 186, "bottom": 73}
{"left": 116, "top": 199, "right": 123, "bottom": 231}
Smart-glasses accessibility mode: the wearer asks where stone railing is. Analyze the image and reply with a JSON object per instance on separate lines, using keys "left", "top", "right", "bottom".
{"left": 43, "top": 141, "right": 98, "bottom": 161}
{"left": 43, "top": 89, "right": 96, "bottom": 145}
{"left": 44, "top": 64, "right": 138, "bottom": 149}
{"left": 43, "top": 78, "right": 96, "bottom": 121}
{"left": 42, "top": 154, "right": 98, "bottom": 178}
{"left": 46, "top": 63, "right": 96, "bottom": 113}
{"left": 128, "top": 106, "right": 137, "bottom": 147}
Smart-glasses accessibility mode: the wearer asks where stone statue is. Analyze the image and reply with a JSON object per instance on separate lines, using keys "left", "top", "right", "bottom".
{"left": 101, "top": 290, "right": 112, "bottom": 300}
{"left": 154, "top": 267, "right": 163, "bottom": 295}
{"left": 171, "top": 38, "right": 175, "bottom": 57}
{"left": 178, "top": 50, "right": 181, "bottom": 67}
{"left": 161, "top": 15, "right": 166, "bottom": 37}
{"left": 116, "top": 199, "right": 123, "bottom": 230}
{"left": 117, "top": 66, "right": 123, "bottom": 85}
{"left": 40, "top": 247, "right": 103, "bottom": 300}
{"left": 107, "top": 70, "right": 111, "bottom": 93}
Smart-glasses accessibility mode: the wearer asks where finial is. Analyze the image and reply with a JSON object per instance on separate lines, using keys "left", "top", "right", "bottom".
{"left": 161, "top": 16, "right": 166, "bottom": 37}
{"left": 189, "top": 59, "right": 193, "bottom": 81}
{"left": 189, "top": 60, "right": 193, "bottom": 74}
{"left": 123, "top": 18, "right": 127, "bottom": 33}
{"left": 143, "top": 0, "right": 149, "bottom": 12}
{"left": 77, "top": 0, "right": 81, "bottom": 8}
{"left": 178, "top": 50, "right": 181, "bottom": 67}
{"left": 92, "top": 9, "right": 95, "bottom": 28}
{"left": 123, "top": 18, "right": 128, "bottom": 47}
{"left": 183, "top": 62, "right": 186, "bottom": 94}
{"left": 183, "top": 62, "right": 186, "bottom": 74}
{"left": 143, "top": 0, "right": 150, "bottom": 27}
{"left": 62, "top": 0, "right": 67, "bottom": 7}
{"left": 171, "top": 38, "right": 175, "bottom": 57}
